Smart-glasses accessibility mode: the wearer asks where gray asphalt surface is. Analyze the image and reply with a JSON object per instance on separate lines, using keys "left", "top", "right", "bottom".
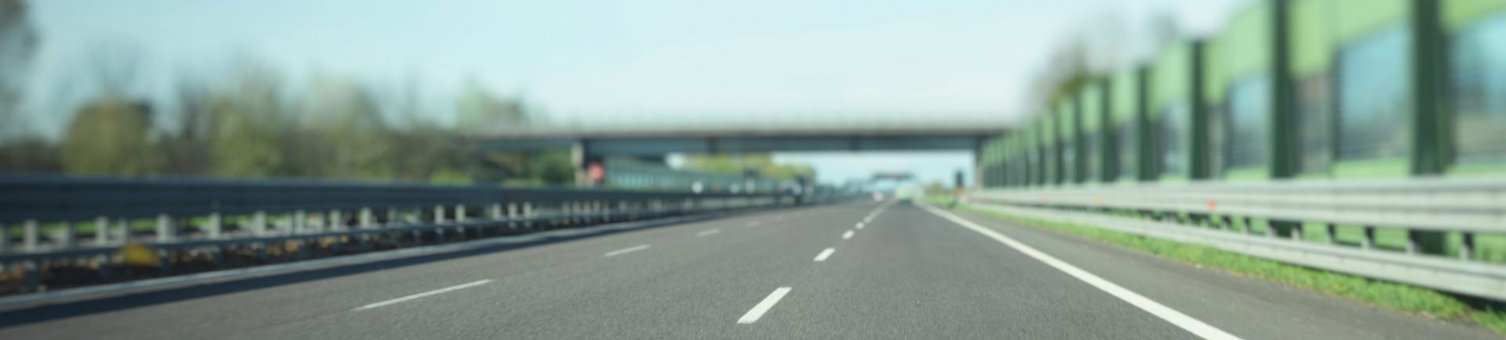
{"left": 0, "top": 200, "right": 1497, "bottom": 339}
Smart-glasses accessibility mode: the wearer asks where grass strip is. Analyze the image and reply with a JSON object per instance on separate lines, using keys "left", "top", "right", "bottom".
{"left": 921, "top": 196, "right": 1506, "bottom": 334}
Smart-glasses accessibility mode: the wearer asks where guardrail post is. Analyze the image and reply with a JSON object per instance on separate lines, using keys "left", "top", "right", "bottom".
{"left": 1289, "top": 223, "right": 1303, "bottom": 241}
{"left": 294, "top": 210, "right": 307, "bottom": 234}
{"left": 573, "top": 201, "right": 584, "bottom": 224}
{"left": 1361, "top": 226, "right": 1375, "bottom": 250}
{"left": 157, "top": 214, "right": 175, "bottom": 242}
{"left": 22, "top": 219, "right": 39, "bottom": 252}
{"left": 433, "top": 205, "right": 446, "bottom": 242}
{"left": 523, "top": 203, "right": 534, "bottom": 229}
{"left": 1406, "top": 230, "right": 1421, "bottom": 255}
{"left": 1323, "top": 224, "right": 1336, "bottom": 245}
{"left": 506, "top": 203, "right": 519, "bottom": 230}
{"left": 113, "top": 219, "right": 128, "bottom": 244}
{"left": 206, "top": 213, "right": 222, "bottom": 239}
{"left": 357, "top": 208, "right": 374, "bottom": 250}
{"left": 252, "top": 211, "right": 267, "bottom": 236}
{"left": 94, "top": 216, "right": 108, "bottom": 246}
{"left": 455, "top": 204, "right": 468, "bottom": 239}
{"left": 360, "top": 208, "right": 374, "bottom": 229}
{"left": 59, "top": 221, "right": 76, "bottom": 248}
{"left": 329, "top": 210, "right": 344, "bottom": 231}
{"left": 1461, "top": 232, "right": 1476, "bottom": 261}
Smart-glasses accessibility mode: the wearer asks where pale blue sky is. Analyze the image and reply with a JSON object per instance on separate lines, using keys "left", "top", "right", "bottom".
{"left": 20, "top": 0, "right": 1243, "bottom": 185}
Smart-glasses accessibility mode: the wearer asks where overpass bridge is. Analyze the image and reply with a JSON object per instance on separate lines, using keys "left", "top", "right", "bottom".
{"left": 468, "top": 117, "right": 1012, "bottom": 185}
{"left": 472, "top": 122, "right": 1011, "bottom": 155}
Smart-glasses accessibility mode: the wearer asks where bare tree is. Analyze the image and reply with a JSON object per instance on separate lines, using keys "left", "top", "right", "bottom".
{"left": 0, "top": 0, "right": 39, "bottom": 139}
{"left": 85, "top": 41, "right": 144, "bottom": 98}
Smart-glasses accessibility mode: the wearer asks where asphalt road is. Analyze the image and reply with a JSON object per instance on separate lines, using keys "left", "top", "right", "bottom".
{"left": 0, "top": 200, "right": 1497, "bottom": 339}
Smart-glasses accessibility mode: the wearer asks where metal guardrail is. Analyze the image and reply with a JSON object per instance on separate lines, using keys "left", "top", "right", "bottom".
{"left": 966, "top": 177, "right": 1506, "bottom": 301}
{"left": 0, "top": 176, "right": 856, "bottom": 294}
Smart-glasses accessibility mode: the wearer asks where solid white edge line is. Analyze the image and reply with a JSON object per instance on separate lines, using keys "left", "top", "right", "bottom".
{"left": 737, "top": 287, "right": 793, "bottom": 324}
{"left": 917, "top": 204, "right": 1241, "bottom": 340}
{"left": 814, "top": 248, "right": 835, "bottom": 262}
{"left": 841, "top": 230, "right": 854, "bottom": 239}
{"left": 697, "top": 229, "right": 721, "bottom": 237}
{"left": 603, "top": 244, "right": 651, "bottom": 257}
{"left": 353, "top": 279, "right": 492, "bottom": 311}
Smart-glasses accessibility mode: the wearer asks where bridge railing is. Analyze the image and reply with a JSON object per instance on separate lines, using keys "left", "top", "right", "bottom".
{"left": 965, "top": 177, "right": 1506, "bottom": 300}
{"left": 0, "top": 176, "right": 855, "bottom": 294}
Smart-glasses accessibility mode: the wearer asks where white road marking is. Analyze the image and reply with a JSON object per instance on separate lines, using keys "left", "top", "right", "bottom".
{"left": 855, "top": 222, "right": 865, "bottom": 230}
{"left": 697, "top": 229, "right": 721, "bottom": 237}
{"left": 737, "top": 287, "right": 793, "bottom": 324}
{"left": 353, "top": 279, "right": 492, "bottom": 311}
{"left": 918, "top": 204, "right": 1242, "bottom": 340}
{"left": 814, "top": 248, "right": 835, "bottom": 262}
{"left": 841, "top": 230, "right": 854, "bottom": 239}
{"left": 603, "top": 244, "right": 651, "bottom": 257}
{"left": 746, "top": 221, "right": 762, "bottom": 227}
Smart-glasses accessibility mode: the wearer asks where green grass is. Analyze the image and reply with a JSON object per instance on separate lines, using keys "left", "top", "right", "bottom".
{"left": 925, "top": 196, "right": 1506, "bottom": 334}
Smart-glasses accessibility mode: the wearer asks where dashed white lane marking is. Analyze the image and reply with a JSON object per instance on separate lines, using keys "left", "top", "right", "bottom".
{"left": 918, "top": 204, "right": 1241, "bottom": 340}
{"left": 746, "top": 221, "right": 762, "bottom": 227}
{"left": 841, "top": 230, "right": 854, "bottom": 240}
{"left": 737, "top": 287, "right": 793, "bottom": 324}
{"left": 603, "top": 244, "right": 651, "bottom": 257}
{"left": 855, "top": 222, "right": 865, "bottom": 230}
{"left": 697, "top": 229, "right": 721, "bottom": 237}
{"left": 354, "top": 279, "right": 492, "bottom": 311}
{"left": 814, "top": 248, "right": 835, "bottom": 262}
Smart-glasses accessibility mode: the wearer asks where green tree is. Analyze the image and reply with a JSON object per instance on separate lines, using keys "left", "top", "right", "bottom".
{"left": 60, "top": 98, "right": 164, "bottom": 175}
{"left": 298, "top": 78, "right": 394, "bottom": 180}
{"left": 208, "top": 63, "right": 288, "bottom": 178}
{"left": 529, "top": 150, "right": 574, "bottom": 185}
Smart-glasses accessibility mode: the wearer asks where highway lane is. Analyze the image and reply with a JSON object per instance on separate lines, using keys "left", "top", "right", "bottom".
{"left": 0, "top": 201, "right": 1498, "bottom": 339}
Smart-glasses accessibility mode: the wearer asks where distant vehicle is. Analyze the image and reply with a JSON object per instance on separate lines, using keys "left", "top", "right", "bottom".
{"left": 872, "top": 192, "right": 885, "bottom": 201}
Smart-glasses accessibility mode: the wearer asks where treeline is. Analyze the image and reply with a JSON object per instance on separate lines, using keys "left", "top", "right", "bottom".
{"left": 0, "top": 0, "right": 573, "bottom": 184}
{"left": 0, "top": 62, "right": 572, "bottom": 185}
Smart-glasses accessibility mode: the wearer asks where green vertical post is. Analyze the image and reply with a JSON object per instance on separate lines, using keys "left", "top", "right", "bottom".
{"left": 1412, "top": 0, "right": 1444, "bottom": 175}
{"left": 1190, "top": 40, "right": 1211, "bottom": 180}
{"left": 1073, "top": 96, "right": 1089, "bottom": 183}
{"left": 1101, "top": 78, "right": 1118, "bottom": 182}
{"left": 1271, "top": 0, "right": 1298, "bottom": 179}
{"left": 1136, "top": 66, "right": 1156, "bottom": 182}
{"left": 1410, "top": 0, "right": 1447, "bottom": 254}
{"left": 1268, "top": 0, "right": 1301, "bottom": 238}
